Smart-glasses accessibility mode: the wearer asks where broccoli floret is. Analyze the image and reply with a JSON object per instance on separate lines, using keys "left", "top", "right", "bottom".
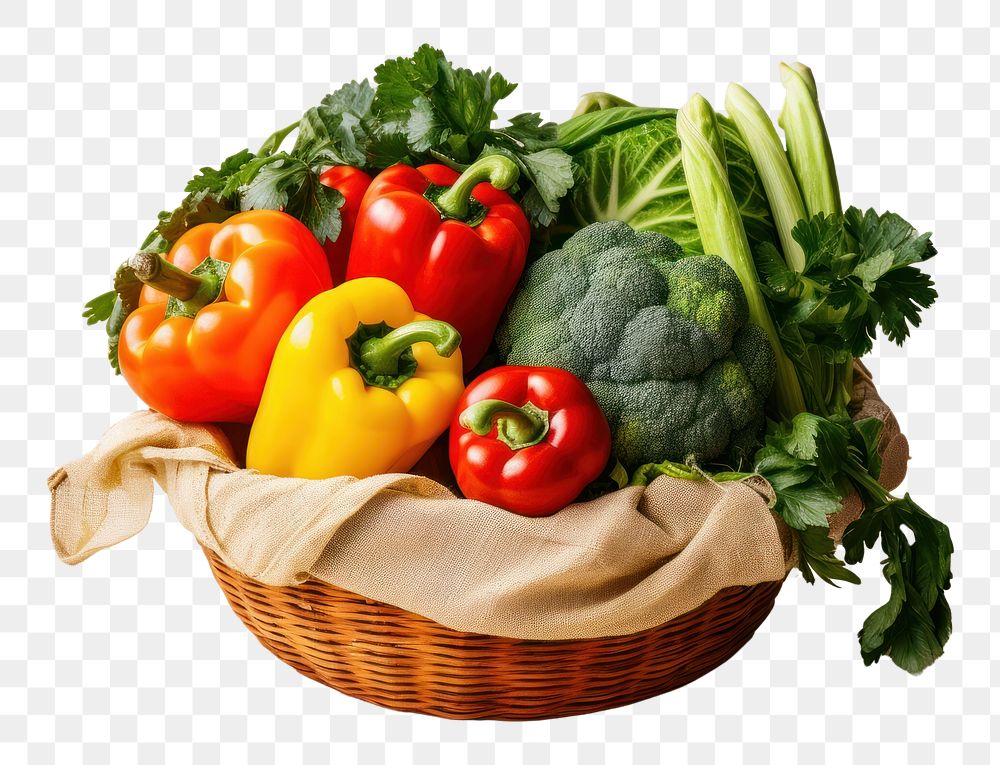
{"left": 496, "top": 221, "right": 775, "bottom": 470}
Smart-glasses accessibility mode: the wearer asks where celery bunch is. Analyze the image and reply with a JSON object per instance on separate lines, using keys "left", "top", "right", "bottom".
{"left": 674, "top": 65, "right": 950, "bottom": 675}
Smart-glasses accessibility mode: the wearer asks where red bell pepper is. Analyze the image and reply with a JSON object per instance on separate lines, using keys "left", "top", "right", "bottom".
{"left": 346, "top": 156, "right": 531, "bottom": 372}
{"left": 318, "top": 165, "right": 372, "bottom": 284}
{"left": 449, "top": 366, "right": 612, "bottom": 516}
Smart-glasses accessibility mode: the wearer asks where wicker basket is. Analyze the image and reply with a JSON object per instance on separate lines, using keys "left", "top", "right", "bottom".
{"left": 204, "top": 546, "right": 784, "bottom": 720}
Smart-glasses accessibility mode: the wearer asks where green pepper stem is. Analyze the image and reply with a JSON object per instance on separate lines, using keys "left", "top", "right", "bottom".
{"left": 458, "top": 399, "right": 551, "bottom": 451}
{"left": 434, "top": 155, "right": 520, "bottom": 220}
{"left": 128, "top": 252, "right": 222, "bottom": 310}
{"left": 358, "top": 320, "right": 461, "bottom": 376}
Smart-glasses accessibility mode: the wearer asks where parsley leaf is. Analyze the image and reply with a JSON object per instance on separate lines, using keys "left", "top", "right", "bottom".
{"left": 157, "top": 189, "right": 236, "bottom": 244}
{"left": 363, "top": 44, "right": 574, "bottom": 225}
{"left": 842, "top": 492, "right": 953, "bottom": 673}
{"left": 293, "top": 80, "right": 376, "bottom": 168}
{"left": 82, "top": 290, "right": 118, "bottom": 326}
{"left": 758, "top": 410, "right": 954, "bottom": 673}
{"left": 184, "top": 149, "right": 256, "bottom": 194}
{"left": 236, "top": 154, "right": 345, "bottom": 245}
{"left": 791, "top": 208, "right": 938, "bottom": 357}
{"left": 753, "top": 414, "right": 847, "bottom": 533}
{"left": 756, "top": 207, "right": 937, "bottom": 415}
{"left": 239, "top": 158, "right": 296, "bottom": 211}
{"left": 83, "top": 149, "right": 255, "bottom": 372}
{"left": 796, "top": 525, "right": 862, "bottom": 587}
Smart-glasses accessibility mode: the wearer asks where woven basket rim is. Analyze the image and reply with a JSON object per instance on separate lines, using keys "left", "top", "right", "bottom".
{"left": 204, "top": 546, "right": 785, "bottom": 719}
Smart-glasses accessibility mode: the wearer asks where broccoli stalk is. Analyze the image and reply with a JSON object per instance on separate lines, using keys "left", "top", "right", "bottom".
{"left": 677, "top": 94, "right": 806, "bottom": 420}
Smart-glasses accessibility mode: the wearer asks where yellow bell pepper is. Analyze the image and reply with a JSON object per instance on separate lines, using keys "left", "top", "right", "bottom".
{"left": 246, "top": 277, "right": 464, "bottom": 479}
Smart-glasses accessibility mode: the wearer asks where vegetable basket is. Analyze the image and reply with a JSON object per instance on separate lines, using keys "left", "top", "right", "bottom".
{"left": 56, "top": 48, "right": 953, "bottom": 715}
{"left": 203, "top": 546, "right": 784, "bottom": 720}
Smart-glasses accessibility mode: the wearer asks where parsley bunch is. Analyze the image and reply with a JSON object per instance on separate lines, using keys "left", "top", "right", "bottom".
{"left": 747, "top": 208, "right": 950, "bottom": 674}
{"left": 752, "top": 411, "right": 953, "bottom": 673}
{"left": 756, "top": 207, "right": 938, "bottom": 415}
{"left": 85, "top": 46, "right": 577, "bottom": 372}
{"left": 333, "top": 44, "right": 575, "bottom": 226}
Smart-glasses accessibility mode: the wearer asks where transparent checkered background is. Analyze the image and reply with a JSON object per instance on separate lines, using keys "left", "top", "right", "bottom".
{"left": 1, "top": 0, "right": 995, "bottom": 762}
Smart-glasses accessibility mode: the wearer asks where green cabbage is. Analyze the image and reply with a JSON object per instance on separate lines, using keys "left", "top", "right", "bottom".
{"left": 556, "top": 106, "right": 777, "bottom": 257}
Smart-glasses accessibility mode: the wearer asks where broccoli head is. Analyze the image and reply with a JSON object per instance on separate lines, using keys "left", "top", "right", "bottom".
{"left": 496, "top": 220, "right": 775, "bottom": 470}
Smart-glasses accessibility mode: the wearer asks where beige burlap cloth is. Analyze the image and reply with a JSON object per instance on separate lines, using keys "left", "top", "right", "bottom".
{"left": 48, "top": 364, "right": 907, "bottom": 641}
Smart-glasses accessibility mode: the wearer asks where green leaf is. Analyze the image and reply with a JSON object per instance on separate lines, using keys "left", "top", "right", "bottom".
{"left": 520, "top": 148, "right": 576, "bottom": 214}
{"left": 373, "top": 44, "right": 443, "bottom": 126}
{"left": 790, "top": 212, "right": 847, "bottom": 272}
{"left": 752, "top": 431, "right": 844, "bottom": 531}
{"left": 773, "top": 412, "right": 850, "bottom": 478}
{"left": 851, "top": 249, "right": 895, "bottom": 292}
{"left": 239, "top": 160, "right": 298, "bottom": 212}
{"left": 407, "top": 95, "right": 449, "bottom": 152}
{"left": 368, "top": 45, "right": 574, "bottom": 223}
{"left": 235, "top": 154, "right": 344, "bottom": 245}
{"left": 775, "top": 482, "right": 843, "bottom": 530}
{"left": 872, "top": 266, "right": 937, "bottom": 345}
{"left": 796, "top": 525, "right": 861, "bottom": 586}
{"left": 754, "top": 241, "right": 800, "bottom": 298}
{"left": 82, "top": 290, "right": 117, "bottom": 325}
{"left": 841, "top": 489, "right": 953, "bottom": 673}
{"left": 157, "top": 189, "right": 236, "bottom": 244}
{"left": 293, "top": 96, "right": 369, "bottom": 168}
{"left": 365, "top": 129, "right": 413, "bottom": 169}
{"left": 480, "top": 144, "right": 575, "bottom": 227}
{"left": 86, "top": 261, "right": 144, "bottom": 375}
{"left": 321, "top": 79, "right": 376, "bottom": 120}
{"left": 184, "top": 148, "right": 256, "bottom": 194}
{"left": 499, "top": 112, "right": 560, "bottom": 152}
{"left": 844, "top": 207, "right": 937, "bottom": 267}
{"left": 291, "top": 174, "right": 345, "bottom": 246}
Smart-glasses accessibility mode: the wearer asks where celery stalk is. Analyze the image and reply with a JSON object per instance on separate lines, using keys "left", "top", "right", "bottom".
{"left": 778, "top": 62, "right": 842, "bottom": 217}
{"left": 677, "top": 94, "right": 806, "bottom": 420}
{"left": 725, "top": 83, "right": 807, "bottom": 272}
{"left": 779, "top": 63, "right": 851, "bottom": 413}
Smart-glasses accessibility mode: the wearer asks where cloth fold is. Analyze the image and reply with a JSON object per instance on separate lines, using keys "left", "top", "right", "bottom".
{"left": 49, "top": 366, "right": 907, "bottom": 641}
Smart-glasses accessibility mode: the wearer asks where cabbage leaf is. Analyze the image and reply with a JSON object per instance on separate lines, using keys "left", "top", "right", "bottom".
{"left": 557, "top": 107, "right": 776, "bottom": 256}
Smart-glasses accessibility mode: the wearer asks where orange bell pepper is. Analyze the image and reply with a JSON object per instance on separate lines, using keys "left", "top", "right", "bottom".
{"left": 118, "top": 210, "right": 332, "bottom": 423}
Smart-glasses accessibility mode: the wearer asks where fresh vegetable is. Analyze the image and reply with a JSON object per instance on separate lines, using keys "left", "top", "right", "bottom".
{"left": 449, "top": 366, "right": 611, "bottom": 516}
{"left": 346, "top": 157, "right": 530, "bottom": 372}
{"left": 725, "top": 84, "right": 807, "bottom": 271}
{"left": 676, "top": 94, "right": 805, "bottom": 421}
{"left": 318, "top": 165, "right": 372, "bottom": 283}
{"left": 246, "top": 278, "right": 464, "bottom": 480}
{"left": 118, "top": 210, "right": 332, "bottom": 423}
{"left": 496, "top": 220, "right": 775, "bottom": 471}
{"left": 668, "top": 68, "right": 950, "bottom": 674}
{"left": 242, "top": 45, "right": 574, "bottom": 229}
{"left": 630, "top": 409, "right": 953, "bottom": 673}
{"left": 555, "top": 104, "right": 777, "bottom": 257}
{"left": 759, "top": 412, "right": 951, "bottom": 673}
{"left": 85, "top": 46, "right": 575, "bottom": 373}
{"left": 82, "top": 147, "right": 275, "bottom": 373}
{"left": 80, "top": 50, "right": 952, "bottom": 675}
{"left": 756, "top": 208, "right": 938, "bottom": 416}
{"left": 361, "top": 45, "right": 575, "bottom": 226}
{"left": 778, "top": 63, "right": 842, "bottom": 218}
